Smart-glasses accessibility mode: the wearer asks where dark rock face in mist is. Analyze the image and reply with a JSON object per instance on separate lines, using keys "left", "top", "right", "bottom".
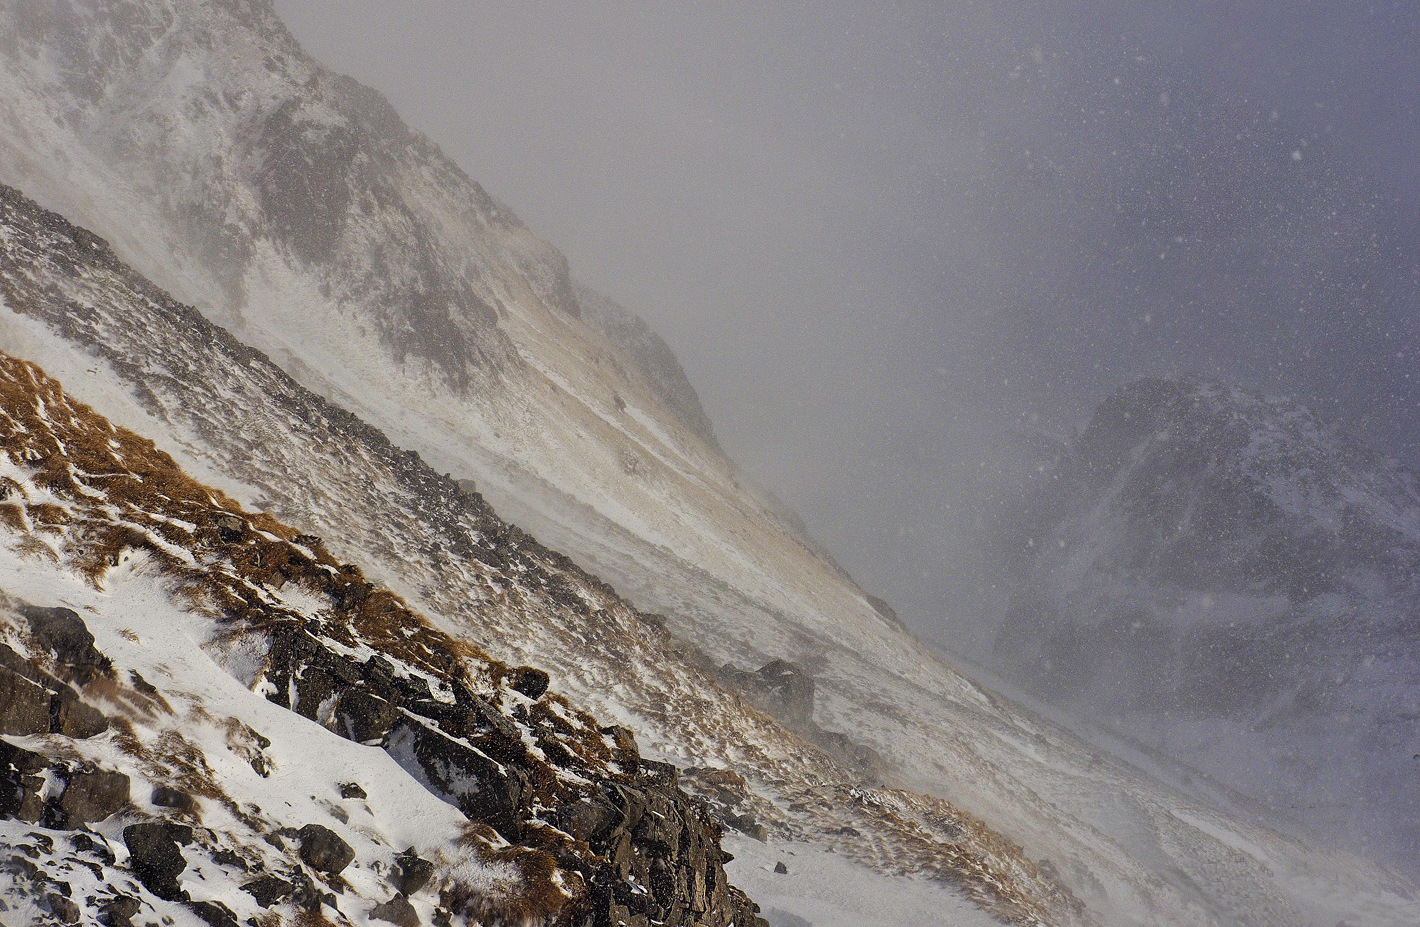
{"left": 992, "top": 376, "right": 1420, "bottom": 871}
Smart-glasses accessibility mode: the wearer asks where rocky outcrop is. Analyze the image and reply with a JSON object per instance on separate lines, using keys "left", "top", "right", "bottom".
{"left": 719, "top": 659, "right": 814, "bottom": 728}
{"left": 296, "top": 824, "right": 355, "bottom": 875}
{"left": 263, "top": 619, "right": 766, "bottom": 927}
{"left": 0, "top": 613, "right": 128, "bottom": 830}
{"left": 122, "top": 822, "right": 188, "bottom": 901}
{"left": 0, "top": 638, "right": 109, "bottom": 739}
{"left": 718, "top": 658, "right": 885, "bottom": 784}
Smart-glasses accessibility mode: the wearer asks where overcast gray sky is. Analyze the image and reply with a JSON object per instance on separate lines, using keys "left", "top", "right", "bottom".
{"left": 275, "top": 0, "right": 1420, "bottom": 653}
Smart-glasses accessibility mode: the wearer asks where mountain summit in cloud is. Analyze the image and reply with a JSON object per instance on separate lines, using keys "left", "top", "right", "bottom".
{"left": 994, "top": 375, "right": 1420, "bottom": 873}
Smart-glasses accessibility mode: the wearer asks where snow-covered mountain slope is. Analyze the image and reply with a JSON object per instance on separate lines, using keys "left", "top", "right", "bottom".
{"left": 0, "top": 187, "right": 1086, "bottom": 926}
{"left": 4, "top": 179, "right": 1419, "bottom": 925}
{"left": 0, "top": 1, "right": 1414, "bottom": 922}
{"left": 0, "top": 349, "right": 767, "bottom": 926}
{"left": 992, "top": 376, "right": 1420, "bottom": 876}
{"left": 0, "top": 0, "right": 870, "bottom": 665}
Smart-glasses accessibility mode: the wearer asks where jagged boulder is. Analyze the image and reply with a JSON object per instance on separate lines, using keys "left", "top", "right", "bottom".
{"left": 508, "top": 666, "right": 550, "bottom": 700}
{"left": 21, "top": 605, "right": 109, "bottom": 679}
{"left": 188, "top": 899, "right": 240, "bottom": 927}
{"left": 55, "top": 768, "right": 130, "bottom": 826}
{"left": 151, "top": 785, "right": 196, "bottom": 812}
{"left": 0, "top": 643, "right": 109, "bottom": 738}
{"left": 45, "top": 892, "right": 81, "bottom": 924}
{"left": 297, "top": 823, "right": 355, "bottom": 875}
{"left": 213, "top": 512, "right": 245, "bottom": 543}
{"left": 334, "top": 689, "right": 399, "bottom": 744}
{"left": 241, "top": 875, "right": 293, "bottom": 908}
{"left": 51, "top": 688, "right": 109, "bottom": 738}
{"left": 0, "top": 740, "right": 48, "bottom": 822}
{"left": 371, "top": 894, "right": 419, "bottom": 926}
{"left": 720, "top": 659, "right": 814, "bottom": 727}
{"left": 123, "top": 822, "right": 188, "bottom": 901}
{"left": 387, "top": 718, "right": 526, "bottom": 841}
{"left": 577, "top": 775, "right": 767, "bottom": 927}
{"left": 99, "top": 896, "right": 141, "bottom": 927}
{"left": 394, "top": 850, "right": 435, "bottom": 895}
{"left": 555, "top": 797, "right": 621, "bottom": 843}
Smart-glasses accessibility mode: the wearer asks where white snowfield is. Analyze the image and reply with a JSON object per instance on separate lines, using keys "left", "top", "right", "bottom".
{"left": 0, "top": 1, "right": 1415, "bottom": 924}
{"left": 0, "top": 540, "right": 485, "bottom": 927}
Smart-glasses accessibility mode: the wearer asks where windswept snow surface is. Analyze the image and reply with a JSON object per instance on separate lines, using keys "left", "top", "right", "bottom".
{"left": 2, "top": 189, "right": 1417, "bottom": 925}
{"left": 723, "top": 835, "right": 1004, "bottom": 927}
{"left": 0, "top": 1, "right": 1414, "bottom": 920}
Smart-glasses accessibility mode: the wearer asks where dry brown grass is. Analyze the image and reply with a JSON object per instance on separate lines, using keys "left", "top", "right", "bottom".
{"left": 444, "top": 840, "right": 580, "bottom": 927}
{"left": 0, "top": 502, "right": 25, "bottom": 532}
{"left": 0, "top": 351, "right": 506, "bottom": 682}
{"left": 0, "top": 351, "right": 664, "bottom": 922}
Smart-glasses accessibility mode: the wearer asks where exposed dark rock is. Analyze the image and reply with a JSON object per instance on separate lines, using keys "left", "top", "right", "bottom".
{"left": 213, "top": 513, "right": 245, "bottom": 543}
{"left": 0, "top": 643, "right": 108, "bottom": 738}
{"left": 20, "top": 605, "right": 109, "bottom": 678}
{"left": 720, "top": 659, "right": 814, "bottom": 728}
{"left": 636, "top": 759, "right": 679, "bottom": 788}
{"left": 241, "top": 875, "right": 293, "bottom": 908}
{"left": 571, "top": 777, "right": 768, "bottom": 927}
{"left": 122, "top": 822, "right": 187, "bottom": 901}
{"left": 55, "top": 768, "right": 130, "bottom": 826}
{"left": 394, "top": 850, "right": 435, "bottom": 895}
{"left": 211, "top": 847, "right": 246, "bottom": 870}
{"left": 725, "top": 812, "right": 766, "bottom": 841}
{"left": 297, "top": 823, "right": 355, "bottom": 875}
{"left": 70, "top": 832, "right": 116, "bottom": 864}
{"left": 335, "top": 688, "right": 399, "bottom": 744}
{"left": 774, "top": 861, "right": 788, "bottom": 874}
{"left": 555, "top": 797, "right": 620, "bottom": 843}
{"left": 508, "top": 666, "right": 550, "bottom": 700}
{"left": 371, "top": 894, "right": 420, "bottom": 926}
{"left": 0, "top": 664, "right": 52, "bottom": 735}
{"left": 810, "top": 730, "right": 887, "bottom": 783}
{"left": 340, "top": 781, "right": 368, "bottom": 800}
{"left": 50, "top": 689, "right": 108, "bottom": 738}
{"left": 292, "top": 666, "right": 335, "bottom": 720}
{"left": 45, "top": 892, "right": 81, "bottom": 924}
{"left": 98, "top": 895, "right": 140, "bottom": 927}
{"left": 0, "top": 740, "right": 50, "bottom": 822}
{"left": 287, "top": 869, "right": 339, "bottom": 911}
{"left": 151, "top": 785, "right": 195, "bottom": 812}
{"left": 162, "top": 822, "right": 195, "bottom": 845}
{"left": 387, "top": 717, "right": 526, "bottom": 841}
{"left": 188, "top": 899, "right": 240, "bottom": 927}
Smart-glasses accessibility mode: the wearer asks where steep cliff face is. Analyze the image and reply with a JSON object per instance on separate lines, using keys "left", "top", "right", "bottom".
{"left": 993, "top": 376, "right": 1420, "bottom": 871}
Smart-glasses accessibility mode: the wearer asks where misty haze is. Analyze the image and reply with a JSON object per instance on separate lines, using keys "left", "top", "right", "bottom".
{"left": 0, "top": 1, "right": 1414, "bottom": 925}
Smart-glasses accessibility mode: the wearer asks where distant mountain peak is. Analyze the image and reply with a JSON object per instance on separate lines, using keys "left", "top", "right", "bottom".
{"left": 993, "top": 374, "right": 1420, "bottom": 874}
